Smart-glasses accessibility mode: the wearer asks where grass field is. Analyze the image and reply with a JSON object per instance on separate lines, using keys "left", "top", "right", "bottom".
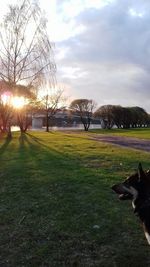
{"left": 1, "top": 130, "right": 150, "bottom": 266}
{"left": 91, "top": 127, "right": 150, "bottom": 139}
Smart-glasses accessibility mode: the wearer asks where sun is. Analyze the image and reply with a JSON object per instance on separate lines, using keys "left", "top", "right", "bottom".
{"left": 11, "top": 96, "right": 26, "bottom": 109}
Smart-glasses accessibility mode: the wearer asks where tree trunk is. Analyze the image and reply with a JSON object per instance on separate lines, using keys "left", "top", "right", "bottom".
{"left": 46, "top": 110, "right": 49, "bottom": 132}
{"left": 7, "top": 123, "right": 12, "bottom": 138}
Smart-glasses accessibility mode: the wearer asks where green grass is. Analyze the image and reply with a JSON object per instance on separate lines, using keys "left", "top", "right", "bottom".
{"left": 1, "top": 131, "right": 150, "bottom": 266}
{"left": 90, "top": 127, "right": 150, "bottom": 139}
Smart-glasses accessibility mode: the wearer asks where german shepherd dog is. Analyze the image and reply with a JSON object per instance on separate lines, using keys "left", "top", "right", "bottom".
{"left": 112, "top": 163, "right": 150, "bottom": 245}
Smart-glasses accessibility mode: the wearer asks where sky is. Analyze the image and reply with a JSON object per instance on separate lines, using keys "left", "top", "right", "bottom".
{"left": 1, "top": 0, "right": 150, "bottom": 112}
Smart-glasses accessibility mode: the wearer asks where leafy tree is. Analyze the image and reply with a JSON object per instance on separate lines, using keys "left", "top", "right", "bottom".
{"left": 70, "top": 99, "right": 96, "bottom": 131}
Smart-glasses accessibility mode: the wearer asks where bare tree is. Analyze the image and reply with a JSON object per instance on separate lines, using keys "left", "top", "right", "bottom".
{"left": 15, "top": 100, "right": 38, "bottom": 133}
{"left": 94, "top": 105, "right": 149, "bottom": 129}
{"left": 0, "top": 102, "right": 13, "bottom": 133}
{"left": 94, "top": 105, "right": 116, "bottom": 129}
{"left": 0, "top": 0, "right": 56, "bottom": 132}
{"left": 41, "top": 86, "right": 65, "bottom": 132}
{"left": 70, "top": 99, "right": 97, "bottom": 131}
{"left": 0, "top": 0, "right": 56, "bottom": 87}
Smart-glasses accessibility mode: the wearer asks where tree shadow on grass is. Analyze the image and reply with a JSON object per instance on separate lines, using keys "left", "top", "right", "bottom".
{"left": 26, "top": 132, "right": 51, "bottom": 148}
{"left": 19, "top": 133, "right": 26, "bottom": 149}
{"left": 18, "top": 132, "right": 74, "bottom": 176}
{"left": 0, "top": 135, "right": 12, "bottom": 155}
{"left": 19, "top": 132, "right": 58, "bottom": 153}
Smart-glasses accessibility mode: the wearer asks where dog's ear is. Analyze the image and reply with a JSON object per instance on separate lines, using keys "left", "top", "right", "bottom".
{"left": 138, "top": 163, "right": 146, "bottom": 181}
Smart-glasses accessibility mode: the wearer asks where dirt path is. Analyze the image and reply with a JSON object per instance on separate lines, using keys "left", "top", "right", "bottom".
{"left": 87, "top": 134, "right": 150, "bottom": 152}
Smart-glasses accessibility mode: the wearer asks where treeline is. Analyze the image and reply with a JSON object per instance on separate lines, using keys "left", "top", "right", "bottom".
{"left": 69, "top": 99, "right": 150, "bottom": 131}
{"left": 94, "top": 105, "right": 150, "bottom": 129}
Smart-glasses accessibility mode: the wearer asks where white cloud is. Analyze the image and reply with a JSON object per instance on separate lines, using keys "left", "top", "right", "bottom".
{"left": 48, "top": 0, "right": 115, "bottom": 42}
{"left": 50, "top": 19, "right": 86, "bottom": 42}
{"left": 60, "top": 0, "right": 111, "bottom": 19}
{"left": 60, "top": 66, "right": 88, "bottom": 79}
{"left": 129, "top": 8, "right": 145, "bottom": 17}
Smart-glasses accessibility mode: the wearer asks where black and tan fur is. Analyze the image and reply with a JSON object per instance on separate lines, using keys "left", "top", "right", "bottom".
{"left": 112, "top": 163, "right": 150, "bottom": 245}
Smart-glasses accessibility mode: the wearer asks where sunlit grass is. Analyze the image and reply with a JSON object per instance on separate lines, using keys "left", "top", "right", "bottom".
{"left": 90, "top": 127, "right": 150, "bottom": 139}
{"left": 0, "top": 131, "right": 150, "bottom": 266}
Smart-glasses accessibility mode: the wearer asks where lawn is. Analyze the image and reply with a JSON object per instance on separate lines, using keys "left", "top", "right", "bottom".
{"left": 1, "top": 130, "right": 150, "bottom": 267}
{"left": 90, "top": 127, "right": 150, "bottom": 139}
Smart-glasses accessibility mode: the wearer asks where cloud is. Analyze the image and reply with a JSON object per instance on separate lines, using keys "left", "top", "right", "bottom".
{"left": 55, "top": 0, "right": 150, "bottom": 112}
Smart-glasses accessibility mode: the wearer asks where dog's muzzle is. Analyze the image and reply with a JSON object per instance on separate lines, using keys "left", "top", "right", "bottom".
{"left": 112, "top": 183, "right": 133, "bottom": 200}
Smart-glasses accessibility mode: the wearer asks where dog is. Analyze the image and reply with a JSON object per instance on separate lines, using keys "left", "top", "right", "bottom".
{"left": 112, "top": 163, "right": 150, "bottom": 245}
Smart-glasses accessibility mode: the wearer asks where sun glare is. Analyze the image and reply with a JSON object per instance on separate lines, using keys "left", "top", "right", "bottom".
{"left": 1, "top": 92, "right": 12, "bottom": 105}
{"left": 1, "top": 92, "right": 26, "bottom": 108}
{"left": 12, "top": 96, "right": 26, "bottom": 109}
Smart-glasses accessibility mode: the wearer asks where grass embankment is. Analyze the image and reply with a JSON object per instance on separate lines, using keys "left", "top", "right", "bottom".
{"left": 90, "top": 127, "right": 150, "bottom": 139}
{"left": 1, "top": 131, "right": 150, "bottom": 266}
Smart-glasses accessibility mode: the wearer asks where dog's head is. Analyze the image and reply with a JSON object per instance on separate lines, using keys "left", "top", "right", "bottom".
{"left": 112, "top": 164, "right": 150, "bottom": 245}
{"left": 112, "top": 163, "right": 150, "bottom": 201}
